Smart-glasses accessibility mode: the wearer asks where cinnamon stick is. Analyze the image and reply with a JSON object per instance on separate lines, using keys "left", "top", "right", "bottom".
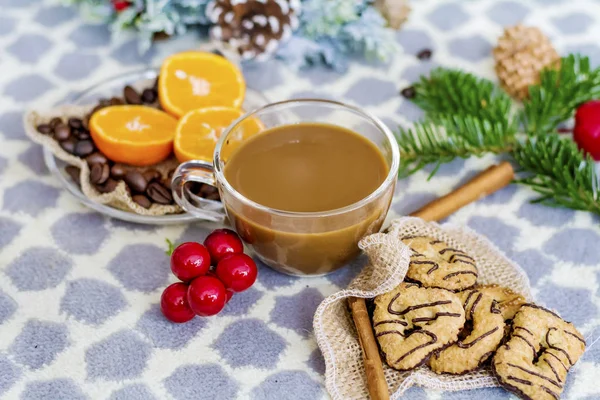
{"left": 349, "top": 296, "right": 390, "bottom": 400}
{"left": 349, "top": 161, "right": 514, "bottom": 400}
{"left": 410, "top": 161, "right": 515, "bottom": 221}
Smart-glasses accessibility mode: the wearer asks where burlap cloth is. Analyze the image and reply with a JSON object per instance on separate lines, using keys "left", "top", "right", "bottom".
{"left": 313, "top": 217, "right": 534, "bottom": 399}
{"left": 23, "top": 105, "right": 182, "bottom": 216}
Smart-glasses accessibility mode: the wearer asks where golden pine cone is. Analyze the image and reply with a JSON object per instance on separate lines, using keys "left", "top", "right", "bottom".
{"left": 374, "top": 0, "right": 410, "bottom": 30}
{"left": 493, "top": 25, "right": 560, "bottom": 100}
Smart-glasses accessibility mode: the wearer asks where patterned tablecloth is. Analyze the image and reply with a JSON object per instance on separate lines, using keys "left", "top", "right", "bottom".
{"left": 1, "top": 0, "right": 599, "bottom": 399}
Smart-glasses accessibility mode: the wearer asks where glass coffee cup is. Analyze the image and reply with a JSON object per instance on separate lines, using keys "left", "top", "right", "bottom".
{"left": 172, "top": 99, "right": 400, "bottom": 276}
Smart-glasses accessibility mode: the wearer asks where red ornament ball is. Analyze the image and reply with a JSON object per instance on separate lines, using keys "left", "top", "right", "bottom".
{"left": 216, "top": 253, "right": 258, "bottom": 292}
{"left": 187, "top": 276, "right": 228, "bottom": 316}
{"left": 574, "top": 100, "right": 600, "bottom": 161}
{"left": 170, "top": 242, "right": 211, "bottom": 282}
{"left": 111, "top": 0, "right": 130, "bottom": 11}
{"left": 161, "top": 283, "right": 195, "bottom": 323}
{"left": 203, "top": 229, "right": 244, "bottom": 263}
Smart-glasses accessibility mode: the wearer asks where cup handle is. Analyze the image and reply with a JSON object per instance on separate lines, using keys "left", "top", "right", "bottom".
{"left": 171, "top": 160, "right": 226, "bottom": 222}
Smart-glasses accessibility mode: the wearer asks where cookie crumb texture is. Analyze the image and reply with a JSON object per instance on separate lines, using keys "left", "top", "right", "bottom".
{"left": 492, "top": 304, "right": 586, "bottom": 400}
{"left": 476, "top": 284, "right": 526, "bottom": 320}
{"left": 400, "top": 236, "right": 478, "bottom": 291}
{"left": 373, "top": 283, "right": 465, "bottom": 371}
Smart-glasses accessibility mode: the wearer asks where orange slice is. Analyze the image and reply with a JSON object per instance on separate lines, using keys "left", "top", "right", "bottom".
{"left": 89, "top": 105, "right": 178, "bottom": 166}
{"left": 174, "top": 107, "right": 262, "bottom": 163}
{"left": 159, "top": 51, "right": 246, "bottom": 118}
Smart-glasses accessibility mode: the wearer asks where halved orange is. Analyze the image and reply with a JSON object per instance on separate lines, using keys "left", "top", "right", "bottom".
{"left": 89, "top": 105, "right": 178, "bottom": 166}
{"left": 174, "top": 107, "right": 262, "bottom": 163}
{"left": 159, "top": 51, "right": 246, "bottom": 118}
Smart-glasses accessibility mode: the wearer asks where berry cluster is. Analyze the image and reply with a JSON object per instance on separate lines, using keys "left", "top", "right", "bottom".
{"left": 160, "top": 229, "right": 257, "bottom": 323}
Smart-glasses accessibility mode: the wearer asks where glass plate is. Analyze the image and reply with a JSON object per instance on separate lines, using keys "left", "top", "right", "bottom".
{"left": 43, "top": 68, "right": 269, "bottom": 225}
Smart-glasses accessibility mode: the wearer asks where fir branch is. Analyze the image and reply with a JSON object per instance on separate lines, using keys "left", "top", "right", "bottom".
{"left": 397, "top": 115, "right": 515, "bottom": 177}
{"left": 398, "top": 69, "right": 518, "bottom": 175}
{"left": 411, "top": 68, "right": 515, "bottom": 128}
{"left": 523, "top": 54, "right": 600, "bottom": 135}
{"left": 397, "top": 54, "right": 600, "bottom": 217}
{"left": 512, "top": 134, "right": 600, "bottom": 215}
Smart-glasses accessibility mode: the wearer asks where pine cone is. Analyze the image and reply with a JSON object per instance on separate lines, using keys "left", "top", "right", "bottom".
{"left": 493, "top": 25, "right": 560, "bottom": 100}
{"left": 206, "top": 0, "right": 301, "bottom": 61}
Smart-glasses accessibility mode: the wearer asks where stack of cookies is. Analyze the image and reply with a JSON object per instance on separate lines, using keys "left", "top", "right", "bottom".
{"left": 372, "top": 236, "right": 586, "bottom": 400}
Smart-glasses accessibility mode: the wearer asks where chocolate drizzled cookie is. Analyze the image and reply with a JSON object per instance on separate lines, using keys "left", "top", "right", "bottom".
{"left": 400, "top": 236, "right": 478, "bottom": 291}
{"left": 373, "top": 283, "right": 465, "bottom": 371}
{"left": 492, "top": 304, "right": 586, "bottom": 400}
{"left": 429, "top": 288, "right": 505, "bottom": 374}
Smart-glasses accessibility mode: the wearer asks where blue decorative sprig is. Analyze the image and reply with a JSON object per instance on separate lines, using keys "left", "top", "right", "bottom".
{"left": 276, "top": 0, "right": 396, "bottom": 71}
{"left": 63, "top": 0, "right": 397, "bottom": 69}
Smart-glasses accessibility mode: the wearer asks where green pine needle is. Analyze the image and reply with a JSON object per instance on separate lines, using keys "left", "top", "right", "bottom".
{"left": 412, "top": 68, "right": 516, "bottom": 127}
{"left": 397, "top": 115, "right": 515, "bottom": 177}
{"left": 523, "top": 54, "right": 600, "bottom": 136}
{"left": 513, "top": 134, "right": 600, "bottom": 215}
{"left": 398, "top": 68, "right": 519, "bottom": 176}
{"left": 396, "top": 53, "right": 600, "bottom": 216}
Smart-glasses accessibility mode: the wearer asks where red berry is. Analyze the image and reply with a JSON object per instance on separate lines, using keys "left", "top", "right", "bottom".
{"left": 226, "top": 289, "right": 234, "bottom": 303}
{"left": 215, "top": 253, "right": 257, "bottom": 292}
{"left": 203, "top": 229, "right": 244, "bottom": 263}
{"left": 111, "top": 0, "right": 130, "bottom": 11}
{"left": 574, "top": 100, "right": 600, "bottom": 160}
{"left": 161, "top": 283, "right": 195, "bottom": 323}
{"left": 170, "top": 242, "right": 211, "bottom": 282}
{"left": 187, "top": 276, "right": 227, "bottom": 316}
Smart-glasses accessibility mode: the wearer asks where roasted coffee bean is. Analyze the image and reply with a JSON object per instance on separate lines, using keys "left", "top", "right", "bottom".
{"left": 187, "top": 182, "right": 202, "bottom": 194}
{"left": 90, "top": 162, "right": 110, "bottom": 185}
{"left": 82, "top": 115, "right": 90, "bottom": 130}
{"left": 49, "top": 117, "right": 63, "bottom": 129}
{"left": 142, "top": 169, "right": 161, "bottom": 183}
{"left": 74, "top": 140, "right": 95, "bottom": 157}
{"left": 54, "top": 123, "right": 71, "bottom": 141}
{"left": 133, "top": 194, "right": 152, "bottom": 209}
{"left": 36, "top": 124, "right": 52, "bottom": 135}
{"left": 400, "top": 86, "right": 416, "bottom": 99}
{"left": 146, "top": 182, "right": 173, "bottom": 204}
{"left": 68, "top": 118, "right": 83, "bottom": 129}
{"left": 110, "top": 164, "right": 127, "bottom": 179}
{"left": 205, "top": 192, "right": 220, "bottom": 201}
{"left": 124, "top": 85, "right": 142, "bottom": 104}
{"left": 60, "top": 138, "right": 77, "bottom": 154}
{"left": 65, "top": 166, "right": 81, "bottom": 184}
{"left": 417, "top": 49, "right": 432, "bottom": 60}
{"left": 110, "top": 97, "right": 124, "bottom": 106}
{"left": 73, "top": 127, "right": 90, "bottom": 139}
{"left": 153, "top": 77, "right": 159, "bottom": 90}
{"left": 124, "top": 170, "right": 148, "bottom": 193}
{"left": 90, "top": 105, "right": 105, "bottom": 116}
{"left": 98, "top": 98, "right": 111, "bottom": 106}
{"left": 76, "top": 131, "right": 91, "bottom": 140}
{"left": 85, "top": 152, "right": 109, "bottom": 166}
{"left": 95, "top": 178, "right": 118, "bottom": 193}
{"left": 167, "top": 168, "right": 175, "bottom": 180}
{"left": 199, "top": 184, "right": 218, "bottom": 196}
{"left": 141, "top": 88, "right": 157, "bottom": 103}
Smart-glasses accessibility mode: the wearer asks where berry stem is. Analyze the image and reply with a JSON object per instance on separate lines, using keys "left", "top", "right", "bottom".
{"left": 165, "top": 238, "right": 176, "bottom": 256}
